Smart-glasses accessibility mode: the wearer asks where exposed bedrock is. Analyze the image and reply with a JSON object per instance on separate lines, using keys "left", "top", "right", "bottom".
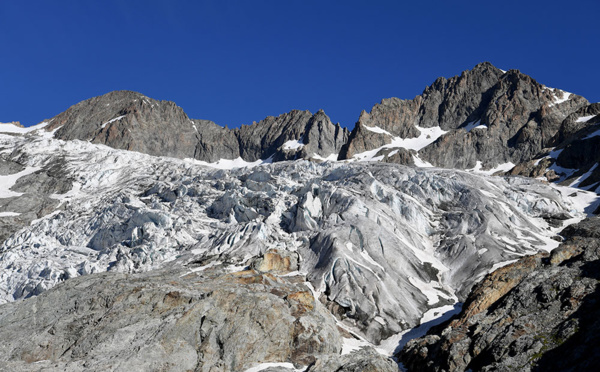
{"left": 400, "top": 217, "right": 600, "bottom": 372}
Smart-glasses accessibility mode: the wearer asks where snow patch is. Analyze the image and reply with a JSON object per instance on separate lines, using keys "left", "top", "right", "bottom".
{"left": 583, "top": 126, "right": 600, "bottom": 140}
{"left": 352, "top": 125, "right": 447, "bottom": 162}
{"left": 312, "top": 153, "right": 338, "bottom": 162}
{"left": 547, "top": 162, "right": 578, "bottom": 182}
{"left": 463, "top": 120, "right": 488, "bottom": 132}
{"left": 282, "top": 138, "right": 305, "bottom": 150}
{"left": 0, "top": 122, "right": 49, "bottom": 134}
{"left": 412, "top": 154, "right": 435, "bottom": 167}
{"left": 0, "top": 166, "right": 41, "bottom": 198}
{"left": 363, "top": 125, "right": 392, "bottom": 136}
{"left": 342, "top": 336, "right": 372, "bottom": 355}
{"left": 569, "top": 164, "right": 598, "bottom": 188}
{"left": 548, "top": 90, "right": 572, "bottom": 107}
{"left": 378, "top": 304, "right": 462, "bottom": 356}
{"left": 0, "top": 212, "right": 20, "bottom": 217}
{"left": 576, "top": 115, "right": 596, "bottom": 123}
{"left": 101, "top": 115, "right": 126, "bottom": 129}
{"left": 408, "top": 276, "right": 439, "bottom": 305}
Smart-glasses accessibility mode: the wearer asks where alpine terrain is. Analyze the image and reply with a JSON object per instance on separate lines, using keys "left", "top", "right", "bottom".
{"left": 0, "top": 62, "right": 599, "bottom": 371}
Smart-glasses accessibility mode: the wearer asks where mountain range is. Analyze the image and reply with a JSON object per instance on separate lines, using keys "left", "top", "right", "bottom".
{"left": 43, "top": 62, "right": 600, "bottom": 188}
{"left": 0, "top": 62, "right": 599, "bottom": 371}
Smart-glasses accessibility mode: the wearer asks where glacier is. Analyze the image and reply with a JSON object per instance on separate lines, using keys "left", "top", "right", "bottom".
{"left": 0, "top": 128, "right": 597, "bottom": 348}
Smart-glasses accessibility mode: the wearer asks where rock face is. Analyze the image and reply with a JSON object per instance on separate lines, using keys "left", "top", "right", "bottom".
{"left": 339, "top": 62, "right": 589, "bottom": 171}
{"left": 42, "top": 63, "right": 594, "bottom": 179}
{"left": 509, "top": 102, "right": 600, "bottom": 193}
{"left": 0, "top": 146, "right": 72, "bottom": 244}
{"left": 47, "top": 91, "right": 211, "bottom": 159}
{"left": 400, "top": 217, "right": 600, "bottom": 372}
{"left": 551, "top": 104, "right": 600, "bottom": 190}
{"left": 308, "top": 347, "right": 399, "bottom": 372}
{"left": 46, "top": 91, "right": 348, "bottom": 163}
{"left": 235, "top": 109, "right": 349, "bottom": 162}
{"left": 0, "top": 265, "right": 341, "bottom": 372}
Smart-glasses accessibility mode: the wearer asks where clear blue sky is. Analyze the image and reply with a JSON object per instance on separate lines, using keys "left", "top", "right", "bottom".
{"left": 1, "top": 0, "right": 598, "bottom": 128}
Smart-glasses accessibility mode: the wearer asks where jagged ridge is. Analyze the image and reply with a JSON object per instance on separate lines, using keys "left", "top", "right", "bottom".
{"left": 40, "top": 62, "right": 600, "bottom": 192}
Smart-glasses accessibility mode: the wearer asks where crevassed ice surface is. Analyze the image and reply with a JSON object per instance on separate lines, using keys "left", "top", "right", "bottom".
{"left": 0, "top": 130, "right": 592, "bottom": 344}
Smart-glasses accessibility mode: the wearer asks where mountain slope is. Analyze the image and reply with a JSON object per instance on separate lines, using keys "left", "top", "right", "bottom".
{"left": 339, "top": 62, "right": 589, "bottom": 171}
{"left": 40, "top": 62, "right": 598, "bottom": 186}
{"left": 0, "top": 129, "right": 594, "bottom": 345}
{"left": 510, "top": 102, "right": 600, "bottom": 196}
{"left": 400, "top": 217, "right": 600, "bottom": 372}
{"left": 1, "top": 62, "right": 599, "bottom": 371}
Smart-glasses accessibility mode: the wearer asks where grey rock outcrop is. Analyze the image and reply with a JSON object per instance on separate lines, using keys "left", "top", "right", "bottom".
{"left": 236, "top": 109, "right": 349, "bottom": 162}
{"left": 551, "top": 105, "right": 600, "bottom": 189}
{"left": 308, "top": 347, "right": 399, "bottom": 372}
{"left": 0, "top": 265, "right": 342, "bottom": 372}
{"left": 339, "top": 62, "right": 589, "bottom": 171}
{"left": 0, "top": 150, "right": 72, "bottom": 244}
{"left": 340, "top": 62, "right": 502, "bottom": 160}
{"left": 295, "top": 109, "right": 349, "bottom": 161}
{"left": 510, "top": 102, "right": 600, "bottom": 192}
{"left": 399, "top": 217, "right": 600, "bottom": 372}
{"left": 45, "top": 91, "right": 348, "bottom": 163}
{"left": 0, "top": 158, "right": 24, "bottom": 175}
{"left": 47, "top": 91, "right": 213, "bottom": 159}
{"left": 551, "top": 102, "right": 600, "bottom": 145}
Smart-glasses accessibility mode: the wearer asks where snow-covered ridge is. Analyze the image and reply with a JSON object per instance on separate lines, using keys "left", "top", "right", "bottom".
{"left": 543, "top": 86, "right": 573, "bottom": 107}
{"left": 0, "top": 121, "right": 48, "bottom": 134}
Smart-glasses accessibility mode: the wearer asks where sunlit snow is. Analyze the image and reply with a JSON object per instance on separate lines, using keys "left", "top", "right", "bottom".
{"left": 0, "top": 166, "right": 41, "bottom": 198}
{"left": 0, "top": 121, "right": 49, "bottom": 134}
{"left": 576, "top": 115, "right": 596, "bottom": 123}
{"left": 363, "top": 125, "right": 393, "bottom": 136}
{"left": 101, "top": 115, "right": 126, "bottom": 129}
{"left": 282, "top": 138, "right": 305, "bottom": 150}
{"left": 353, "top": 125, "right": 447, "bottom": 161}
{"left": 312, "top": 153, "right": 338, "bottom": 161}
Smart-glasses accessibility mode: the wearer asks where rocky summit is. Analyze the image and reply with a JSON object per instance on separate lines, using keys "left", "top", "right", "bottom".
{"left": 46, "top": 91, "right": 349, "bottom": 164}
{"left": 0, "top": 62, "right": 599, "bottom": 371}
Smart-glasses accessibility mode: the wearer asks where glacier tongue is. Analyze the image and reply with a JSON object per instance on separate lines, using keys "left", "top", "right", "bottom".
{"left": 0, "top": 132, "right": 591, "bottom": 345}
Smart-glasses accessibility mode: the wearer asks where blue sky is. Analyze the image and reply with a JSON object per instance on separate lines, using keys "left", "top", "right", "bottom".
{"left": 1, "top": 0, "right": 598, "bottom": 128}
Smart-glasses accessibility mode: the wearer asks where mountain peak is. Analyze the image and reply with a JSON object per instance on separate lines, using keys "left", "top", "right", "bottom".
{"left": 38, "top": 63, "right": 592, "bottom": 175}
